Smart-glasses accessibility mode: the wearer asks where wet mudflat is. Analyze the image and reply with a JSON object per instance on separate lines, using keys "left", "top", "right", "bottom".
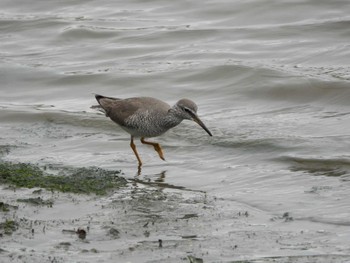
{"left": 1, "top": 162, "right": 349, "bottom": 263}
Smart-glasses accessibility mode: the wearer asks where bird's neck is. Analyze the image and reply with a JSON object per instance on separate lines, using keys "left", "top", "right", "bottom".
{"left": 163, "top": 108, "right": 183, "bottom": 129}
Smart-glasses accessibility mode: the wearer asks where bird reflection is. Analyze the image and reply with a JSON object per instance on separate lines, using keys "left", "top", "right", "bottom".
{"left": 135, "top": 169, "right": 167, "bottom": 183}
{"left": 154, "top": 171, "right": 165, "bottom": 183}
{"left": 130, "top": 169, "right": 191, "bottom": 192}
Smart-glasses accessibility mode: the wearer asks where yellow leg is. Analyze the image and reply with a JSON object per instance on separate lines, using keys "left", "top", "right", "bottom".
{"left": 130, "top": 136, "right": 142, "bottom": 167}
{"left": 141, "top": 137, "right": 165, "bottom": 161}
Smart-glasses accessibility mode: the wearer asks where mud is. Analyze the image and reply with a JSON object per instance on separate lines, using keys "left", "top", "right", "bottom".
{"left": 1, "top": 162, "right": 350, "bottom": 262}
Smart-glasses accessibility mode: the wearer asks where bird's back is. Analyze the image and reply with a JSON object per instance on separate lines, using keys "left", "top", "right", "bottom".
{"left": 95, "top": 95, "right": 173, "bottom": 137}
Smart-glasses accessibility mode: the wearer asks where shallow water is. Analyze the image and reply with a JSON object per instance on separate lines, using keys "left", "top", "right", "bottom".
{"left": 1, "top": 0, "right": 350, "bottom": 262}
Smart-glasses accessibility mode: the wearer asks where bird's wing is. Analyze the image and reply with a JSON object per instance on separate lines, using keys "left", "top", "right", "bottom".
{"left": 96, "top": 95, "right": 171, "bottom": 127}
{"left": 96, "top": 95, "right": 138, "bottom": 126}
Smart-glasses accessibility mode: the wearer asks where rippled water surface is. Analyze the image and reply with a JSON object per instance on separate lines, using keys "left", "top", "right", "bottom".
{"left": 1, "top": 0, "right": 350, "bottom": 262}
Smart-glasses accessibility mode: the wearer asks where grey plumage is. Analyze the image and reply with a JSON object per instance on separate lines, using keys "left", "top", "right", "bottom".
{"left": 94, "top": 94, "right": 212, "bottom": 166}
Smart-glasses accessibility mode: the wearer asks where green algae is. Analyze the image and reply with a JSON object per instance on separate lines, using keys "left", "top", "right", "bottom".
{"left": 0, "top": 201, "right": 18, "bottom": 212}
{"left": 0, "top": 162, "right": 127, "bottom": 195}
{"left": 0, "top": 220, "right": 18, "bottom": 235}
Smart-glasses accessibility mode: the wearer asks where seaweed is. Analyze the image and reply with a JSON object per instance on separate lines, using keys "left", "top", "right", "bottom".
{"left": 0, "top": 220, "right": 18, "bottom": 235}
{"left": 0, "top": 162, "right": 127, "bottom": 195}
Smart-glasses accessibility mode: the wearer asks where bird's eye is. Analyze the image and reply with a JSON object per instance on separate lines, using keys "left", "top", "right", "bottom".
{"left": 184, "top": 108, "right": 191, "bottom": 113}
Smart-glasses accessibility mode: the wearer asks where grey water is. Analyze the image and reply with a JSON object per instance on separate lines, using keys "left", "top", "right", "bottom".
{"left": 1, "top": 0, "right": 350, "bottom": 262}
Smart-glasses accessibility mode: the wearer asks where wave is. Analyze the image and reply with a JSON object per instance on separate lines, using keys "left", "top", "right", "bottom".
{"left": 244, "top": 79, "right": 350, "bottom": 105}
{"left": 278, "top": 156, "right": 350, "bottom": 177}
{"left": 0, "top": 103, "right": 117, "bottom": 130}
{"left": 169, "top": 63, "right": 350, "bottom": 106}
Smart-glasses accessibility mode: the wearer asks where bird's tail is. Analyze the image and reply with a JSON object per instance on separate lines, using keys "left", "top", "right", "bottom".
{"left": 95, "top": 94, "right": 120, "bottom": 102}
{"left": 95, "top": 94, "right": 105, "bottom": 103}
{"left": 91, "top": 94, "right": 111, "bottom": 116}
{"left": 93, "top": 94, "right": 122, "bottom": 117}
{"left": 91, "top": 104, "right": 107, "bottom": 115}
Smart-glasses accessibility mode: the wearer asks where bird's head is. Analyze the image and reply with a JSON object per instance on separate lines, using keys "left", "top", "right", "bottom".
{"left": 173, "top": 99, "right": 212, "bottom": 136}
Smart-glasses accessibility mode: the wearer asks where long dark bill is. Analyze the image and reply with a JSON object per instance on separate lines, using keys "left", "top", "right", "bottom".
{"left": 193, "top": 115, "right": 213, "bottom": 136}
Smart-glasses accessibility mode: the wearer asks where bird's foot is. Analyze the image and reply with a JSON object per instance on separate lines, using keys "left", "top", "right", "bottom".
{"left": 154, "top": 144, "right": 165, "bottom": 161}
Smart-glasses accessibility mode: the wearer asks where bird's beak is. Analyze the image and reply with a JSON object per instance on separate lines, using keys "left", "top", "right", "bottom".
{"left": 193, "top": 115, "right": 213, "bottom": 136}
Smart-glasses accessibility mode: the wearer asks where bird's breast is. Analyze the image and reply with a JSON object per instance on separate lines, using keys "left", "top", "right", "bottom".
{"left": 123, "top": 110, "right": 182, "bottom": 138}
{"left": 123, "top": 112, "right": 165, "bottom": 137}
